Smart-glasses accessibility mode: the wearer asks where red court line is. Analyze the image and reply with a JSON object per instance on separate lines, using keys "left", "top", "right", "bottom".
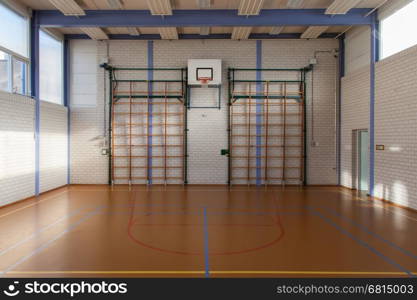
{"left": 127, "top": 207, "right": 285, "bottom": 256}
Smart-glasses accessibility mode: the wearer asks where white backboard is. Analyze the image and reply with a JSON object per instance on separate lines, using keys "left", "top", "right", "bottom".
{"left": 188, "top": 59, "right": 222, "bottom": 85}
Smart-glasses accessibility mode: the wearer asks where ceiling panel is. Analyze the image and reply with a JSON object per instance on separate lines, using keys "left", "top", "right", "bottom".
{"left": 17, "top": 0, "right": 387, "bottom": 10}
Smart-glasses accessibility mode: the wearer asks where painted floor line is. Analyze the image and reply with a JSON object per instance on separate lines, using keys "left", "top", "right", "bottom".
{"left": 0, "top": 208, "right": 83, "bottom": 257}
{"left": 0, "top": 191, "right": 67, "bottom": 219}
{"left": 0, "top": 205, "right": 105, "bottom": 277}
{"left": 4, "top": 270, "right": 416, "bottom": 275}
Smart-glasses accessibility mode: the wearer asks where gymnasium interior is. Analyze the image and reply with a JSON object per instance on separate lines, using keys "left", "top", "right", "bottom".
{"left": 1, "top": 0, "right": 417, "bottom": 278}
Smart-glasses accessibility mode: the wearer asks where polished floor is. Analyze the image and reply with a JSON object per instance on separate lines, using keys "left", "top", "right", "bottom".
{"left": 1, "top": 185, "right": 417, "bottom": 278}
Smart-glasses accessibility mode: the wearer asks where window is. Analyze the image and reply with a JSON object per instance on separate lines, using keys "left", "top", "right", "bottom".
{"left": 0, "top": 50, "right": 11, "bottom": 91}
{"left": 381, "top": 0, "right": 417, "bottom": 59}
{"left": 0, "top": 3, "right": 29, "bottom": 95}
{"left": 0, "top": 3, "right": 29, "bottom": 57}
{"left": 39, "top": 30, "right": 63, "bottom": 105}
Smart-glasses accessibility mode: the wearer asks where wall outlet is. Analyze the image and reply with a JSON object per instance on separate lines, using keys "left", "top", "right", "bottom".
{"left": 309, "top": 58, "right": 317, "bottom": 65}
{"left": 101, "top": 148, "right": 109, "bottom": 155}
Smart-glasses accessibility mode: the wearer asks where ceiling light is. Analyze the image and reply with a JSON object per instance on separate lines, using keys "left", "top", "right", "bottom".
{"left": 49, "top": 0, "right": 85, "bottom": 16}
{"left": 127, "top": 27, "right": 140, "bottom": 36}
{"left": 81, "top": 27, "right": 109, "bottom": 40}
{"left": 146, "top": 0, "right": 173, "bottom": 16}
{"left": 325, "top": 0, "right": 363, "bottom": 15}
{"left": 269, "top": 26, "right": 284, "bottom": 35}
{"left": 199, "top": 27, "right": 210, "bottom": 36}
{"left": 238, "top": 0, "right": 264, "bottom": 16}
{"left": 301, "top": 26, "right": 329, "bottom": 39}
{"left": 106, "top": 0, "right": 124, "bottom": 9}
{"left": 231, "top": 27, "right": 252, "bottom": 40}
{"left": 286, "top": 0, "right": 304, "bottom": 8}
{"left": 159, "top": 27, "right": 178, "bottom": 39}
{"left": 197, "top": 0, "right": 211, "bottom": 9}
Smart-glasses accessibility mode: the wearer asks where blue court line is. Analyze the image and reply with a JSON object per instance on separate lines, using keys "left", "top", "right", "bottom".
{"left": 316, "top": 205, "right": 417, "bottom": 262}
{"left": 309, "top": 208, "right": 415, "bottom": 277}
{"left": 255, "top": 40, "right": 262, "bottom": 186}
{"left": 0, "top": 207, "right": 83, "bottom": 257}
{"left": 203, "top": 206, "right": 210, "bottom": 278}
{"left": 0, "top": 205, "right": 106, "bottom": 277}
{"left": 147, "top": 41, "right": 153, "bottom": 184}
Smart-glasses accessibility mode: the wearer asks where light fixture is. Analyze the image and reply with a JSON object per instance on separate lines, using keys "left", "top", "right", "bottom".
{"left": 197, "top": 0, "right": 211, "bottom": 9}
{"left": 231, "top": 27, "right": 252, "bottom": 40}
{"left": 81, "top": 27, "right": 109, "bottom": 40}
{"left": 159, "top": 27, "right": 178, "bottom": 39}
{"left": 199, "top": 27, "right": 210, "bottom": 36}
{"left": 325, "top": 0, "right": 363, "bottom": 15}
{"left": 146, "top": 0, "right": 173, "bottom": 15}
{"left": 238, "top": 0, "right": 264, "bottom": 15}
{"left": 127, "top": 27, "right": 140, "bottom": 36}
{"left": 49, "top": 0, "right": 85, "bottom": 16}
{"left": 106, "top": 0, "right": 124, "bottom": 9}
{"left": 269, "top": 26, "right": 284, "bottom": 35}
{"left": 301, "top": 26, "right": 329, "bottom": 39}
{"left": 286, "top": 0, "right": 304, "bottom": 8}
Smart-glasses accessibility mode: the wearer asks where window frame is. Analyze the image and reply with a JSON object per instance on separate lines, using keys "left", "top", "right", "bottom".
{"left": 39, "top": 29, "right": 64, "bottom": 105}
{"left": 379, "top": 0, "right": 417, "bottom": 60}
{"left": 0, "top": 2, "right": 30, "bottom": 96}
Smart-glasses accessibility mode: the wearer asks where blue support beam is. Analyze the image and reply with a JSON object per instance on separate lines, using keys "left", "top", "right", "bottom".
{"left": 64, "top": 33, "right": 340, "bottom": 40}
{"left": 37, "top": 9, "right": 373, "bottom": 27}
{"left": 64, "top": 39, "right": 71, "bottom": 185}
{"left": 369, "top": 13, "right": 378, "bottom": 197}
{"left": 147, "top": 41, "right": 153, "bottom": 185}
{"left": 337, "top": 34, "right": 345, "bottom": 186}
{"left": 256, "top": 41, "right": 262, "bottom": 186}
{"left": 31, "top": 11, "right": 40, "bottom": 196}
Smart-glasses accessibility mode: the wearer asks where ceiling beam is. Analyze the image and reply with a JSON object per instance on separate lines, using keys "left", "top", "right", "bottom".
{"left": 146, "top": 0, "right": 173, "bottom": 16}
{"left": 231, "top": 27, "right": 252, "bottom": 39}
{"left": 64, "top": 33, "right": 340, "bottom": 40}
{"left": 325, "top": 0, "right": 363, "bottom": 15}
{"left": 238, "top": 0, "right": 265, "bottom": 16}
{"left": 159, "top": 27, "right": 178, "bottom": 39}
{"left": 48, "top": 0, "right": 85, "bottom": 16}
{"left": 36, "top": 9, "right": 374, "bottom": 27}
{"left": 301, "top": 26, "right": 329, "bottom": 39}
{"left": 80, "top": 27, "right": 108, "bottom": 40}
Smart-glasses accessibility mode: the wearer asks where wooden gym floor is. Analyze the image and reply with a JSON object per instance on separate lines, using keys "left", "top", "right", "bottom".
{"left": 1, "top": 185, "right": 417, "bottom": 278}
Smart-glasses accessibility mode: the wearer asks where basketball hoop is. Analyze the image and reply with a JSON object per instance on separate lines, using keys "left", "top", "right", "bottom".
{"left": 198, "top": 77, "right": 211, "bottom": 85}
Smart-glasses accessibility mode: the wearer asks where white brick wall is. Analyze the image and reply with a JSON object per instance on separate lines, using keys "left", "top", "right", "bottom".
{"left": 263, "top": 39, "right": 338, "bottom": 185}
{"left": 344, "top": 26, "right": 370, "bottom": 76}
{"left": 70, "top": 40, "right": 109, "bottom": 184}
{"left": 40, "top": 101, "right": 68, "bottom": 193}
{"left": 70, "top": 39, "right": 338, "bottom": 185}
{"left": 374, "top": 44, "right": 417, "bottom": 210}
{"left": 340, "top": 66, "right": 370, "bottom": 188}
{"left": 0, "top": 90, "right": 68, "bottom": 206}
{"left": 0, "top": 91, "right": 35, "bottom": 206}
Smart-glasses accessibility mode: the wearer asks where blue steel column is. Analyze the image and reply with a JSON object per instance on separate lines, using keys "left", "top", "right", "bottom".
{"left": 256, "top": 41, "right": 262, "bottom": 186}
{"left": 31, "top": 11, "right": 40, "bottom": 196}
{"left": 64, "top": 39, "right": 71, "bottom": 185}
{"left": 337, "top": 34, "right": 345, "bottom": 186}
{"left": 147, "top": 41, "right": 153, "bottom": 185}
{"left": 369, "top": 13, "right": 379, "bottom": 196}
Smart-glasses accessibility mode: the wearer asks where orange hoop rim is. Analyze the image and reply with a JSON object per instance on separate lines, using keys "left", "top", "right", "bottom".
{"left": 198, "top": 77, "right": 211, "bottom": 84}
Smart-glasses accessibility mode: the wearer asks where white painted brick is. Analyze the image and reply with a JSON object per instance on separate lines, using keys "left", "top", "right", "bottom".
{"left": 70, "top": 39, "right": 338, "bottom": 185}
